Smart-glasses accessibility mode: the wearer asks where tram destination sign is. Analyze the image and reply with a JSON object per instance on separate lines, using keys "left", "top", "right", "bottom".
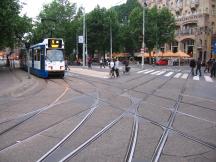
{"left": 48, "top": 39, "right": 62, "bottom": 48}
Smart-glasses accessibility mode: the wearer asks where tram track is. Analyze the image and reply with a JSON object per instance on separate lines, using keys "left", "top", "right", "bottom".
{"left": 0, "top": 77, "right": 101, "bottom": 152}
{"left": 150, "top": 74, "right": 188, "bottom": 162}
{"left": 1, "top": 69, "right": 215, "bottom": 162}
{"left": 64, "top": 69, "right": 181, "bottom": 162}
{"left": 0, "top": 81, "right": 69, "bottom": 136}
{"left": 0, "top": 108, "right": 90, "bottom": 152}
{"left": 67, "top": 71, "right": 216, "bottom": 117}
{"left": 124, "top": 97, "right": 140, "bottom": 162}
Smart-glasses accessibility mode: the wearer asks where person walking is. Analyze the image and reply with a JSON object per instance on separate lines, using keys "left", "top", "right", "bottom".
{"left": 65, "top": 59, "right": 70, "bottom": 70}
{"left": 204, "top": 59, "right": 213, "bottom": 73}
{"left": 114, "top": 58, "right": 120, "bottom": 77}
{"left": 88, "top": 57, "right": 92, "bottom": 69}
{"left": 109, "top": 59, "right": 115, "bottom": 78}
{"left": 196, "top": 58, "right": 202, "bottom": 76}
{"left": 189, "top": 59, "right": 196, "bottom": 76}
{"left": 210, "top": 59, "right": 216, "bottom": 77}
{"left": 99, "top": 58, "right": 105, "bottom": 68}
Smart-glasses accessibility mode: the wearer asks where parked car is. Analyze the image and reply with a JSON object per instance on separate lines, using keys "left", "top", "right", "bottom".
{"left": 156, "top": 59, "right": 168, "bottom": 65}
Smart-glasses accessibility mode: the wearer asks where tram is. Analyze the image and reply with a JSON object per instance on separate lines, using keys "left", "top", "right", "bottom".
{"left": 20, "top": 38, "right": 65, "bottom": 78}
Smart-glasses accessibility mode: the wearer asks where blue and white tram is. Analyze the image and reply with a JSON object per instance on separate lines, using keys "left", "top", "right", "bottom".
{"left": 25, "top": 38, "right": 65, "bottom": 78}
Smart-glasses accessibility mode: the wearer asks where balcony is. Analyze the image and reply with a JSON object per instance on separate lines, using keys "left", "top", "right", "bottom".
{"left": 212, "top": 9, "right": 216, "bottom": 16}
{"left": 190, "top": 0, "right": 199, "bottom": 9}
{"left": 177, "top": 2, "right": 183, "bottom": 9}
{"left": 175, "top": 28, "right": 197, "bottom": 36}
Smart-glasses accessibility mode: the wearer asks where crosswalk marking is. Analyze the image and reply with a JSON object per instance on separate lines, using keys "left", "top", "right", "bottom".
{"left": 193, "top": 76, "right": 199, "bottom": 80}
{"left": 156, "top": 71, "right": 166, "bottom": 75}
{"left": 135, "top": 69, "right": 214, "bottom": 83}
{"left": 144, "top": 69, "right": 155, "bottom": 74}
{"left": 137, "top": 69, "right": 150, "bottom": 74}
{"left": 204, "top": 76, "right": 213, "bottom": 82}
{"left": 164, "top": 72, "right": 173, "bottom": 77}
{"left": 151, "top": 71, "right": 161, "bottom": 75}
{"left": 181, "top": 73, "right": 189, "bottom": 79}
{"left": 174, "top": 73, "right": 182, "bottom": 78}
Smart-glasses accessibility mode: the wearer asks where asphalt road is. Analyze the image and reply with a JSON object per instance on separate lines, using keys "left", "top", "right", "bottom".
{"left": 0, "top": 65, "right": 215, "bottom": 162}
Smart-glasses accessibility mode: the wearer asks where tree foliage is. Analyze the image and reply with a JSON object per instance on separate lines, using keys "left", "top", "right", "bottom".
{"left": 0, "top": 0, "right": 32, "bottom": 49}
{"left": 0, "top": 0, "right": 176, "bottom": 59}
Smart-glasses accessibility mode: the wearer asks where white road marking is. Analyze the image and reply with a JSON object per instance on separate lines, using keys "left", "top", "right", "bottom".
{"left": 164, "top": 72, "right": 173, "bottom": 77}
{"left": 193, "top": 76, "right": 199, "bottom": 80}
{"left": 151, "top": 71, "right": 161, "bottom": 75}
{"left": 156, "top": 71, "right": 166, "bottom": 75}
{"left": 137, "top": 69, "right": 150, "bottom": 74}
{"left": 204, "top": 76, "right": 213, "bottom": 82}
{"left": 144, "top": 69, "right": 155, "bottom": 74}
{"left": 181, "top": 73, "right": 189, "bottom": 79}
{"left": 174, "top": 73, "right": 182, "bottom": 78}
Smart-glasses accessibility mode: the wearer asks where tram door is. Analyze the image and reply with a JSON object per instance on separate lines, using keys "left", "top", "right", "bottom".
{"left": 41, "top": 46, "right": 45, "bottom": 70}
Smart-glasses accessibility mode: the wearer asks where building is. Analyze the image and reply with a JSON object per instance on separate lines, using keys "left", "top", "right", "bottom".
{"left": 139, "top": 0, "right": 216, "bottom": 60}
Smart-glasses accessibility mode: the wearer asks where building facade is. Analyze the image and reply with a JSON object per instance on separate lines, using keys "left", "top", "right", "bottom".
{"left": 139, "top": 0, "right": 216, "bottom": 60}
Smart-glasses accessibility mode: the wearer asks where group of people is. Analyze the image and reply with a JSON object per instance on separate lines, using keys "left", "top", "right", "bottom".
{"left": 190, "top": 58, "right": 216, "bottom": 77}
{"left": 109, "top": 58, "right": 120, "bottom": 78}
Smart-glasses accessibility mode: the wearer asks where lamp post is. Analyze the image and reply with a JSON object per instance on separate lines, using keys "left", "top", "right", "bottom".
{"left": 25, "top": 42, "right": 31, "bottom": 79}
{"left": 110, "top": 18, "right": 113, "bottom": 59}
{"left": 141, "top": 0, "right": 147, "bottom": 69}
{"left": 82, "top": 8, "right": 86, "bottom": 67}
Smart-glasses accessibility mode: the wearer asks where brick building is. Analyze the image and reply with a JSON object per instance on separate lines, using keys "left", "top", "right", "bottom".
{"left": 139, "top": 0, "right": 216, "bottom": 60}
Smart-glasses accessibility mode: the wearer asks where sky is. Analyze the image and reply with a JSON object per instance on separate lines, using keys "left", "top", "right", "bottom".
{"left": 20, "top": 0, "right": 126, "bottom": 19}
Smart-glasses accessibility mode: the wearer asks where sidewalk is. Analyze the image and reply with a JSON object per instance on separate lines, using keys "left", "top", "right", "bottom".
{"left": 67, "top": 66, "right": 110, "bottom": 78}
{"left": 0, "top": 68, "right": 39, "bottom": 98}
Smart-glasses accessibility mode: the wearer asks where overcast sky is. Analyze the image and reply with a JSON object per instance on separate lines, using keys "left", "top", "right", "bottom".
{"left": 20, "top": 0, "right": 126, "bottom": 19}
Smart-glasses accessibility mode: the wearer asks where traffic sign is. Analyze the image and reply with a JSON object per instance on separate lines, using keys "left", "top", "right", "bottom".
{"left": 140, "top": 48, "right": 145, "bottom": 54}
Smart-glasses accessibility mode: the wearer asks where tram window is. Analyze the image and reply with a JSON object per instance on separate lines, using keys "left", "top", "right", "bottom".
{"left": 46, "top": 49, "right": 64, "bottom": 61}
{"left": 29, "top": 50, "right": 32, "bottom": 60}
{"left": 33, "top": 49, "right": 41, "bottom": 61}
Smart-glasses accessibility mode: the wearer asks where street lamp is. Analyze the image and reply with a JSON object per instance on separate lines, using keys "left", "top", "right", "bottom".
{"left": 141, "top": 0, "right": 147, "bottom": 69}
{"left": 82, "top": 8, "right": 86, "bottom": 67}
{"left": 25, "top": 42, "right": 31, "bottom": 79}
{"left": 110, "top": 15, "right": 113, "bottom": 59}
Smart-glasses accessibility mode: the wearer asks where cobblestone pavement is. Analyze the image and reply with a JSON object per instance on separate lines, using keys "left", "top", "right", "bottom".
{"left": 0, "top": 65, "right": 215, "bottom": 162}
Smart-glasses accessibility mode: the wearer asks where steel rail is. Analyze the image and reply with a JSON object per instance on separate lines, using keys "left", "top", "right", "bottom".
{"left": 0, "top": 85, "right": 69, "bottom": 136}
{"left": 151, "top": 77, "right": 188, "bottom": 162}
{"left": 59, "top": 113, "right": 125, "bottom": 162}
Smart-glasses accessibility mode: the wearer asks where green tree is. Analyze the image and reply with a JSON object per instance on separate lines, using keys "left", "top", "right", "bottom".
{"left": 32, "top": 0, "right": 77, "bottom": 56}
{"left": 128, "top": 5, "right": 176, "bottom": 53}
{"left": 0, "top": 0, "right": 32, "bottom": 49}
{"left": 145, "top": 6, "right": 175, "bottom": 52}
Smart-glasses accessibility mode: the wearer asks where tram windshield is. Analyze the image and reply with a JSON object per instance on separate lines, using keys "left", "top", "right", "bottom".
{"left": 46, "top": 49, "right": 64, "bottom": 61}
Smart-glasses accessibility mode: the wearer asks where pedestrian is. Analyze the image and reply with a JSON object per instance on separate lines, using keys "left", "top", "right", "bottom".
{"left": 65, "top": 59, "right": 70, "bottom": 70}
{"left": 204, "top": 59, "right": 213, "bottom": 73}
{"left": 210, "top": 59, "right": 216, "bottom": 77}
{"left": 99, "top": 58, "right": 105, "bottom": 68}
{"left": 114, "top": 58, "right": 120, "bottom": 77}
{"left": 88, "top": 57, "right": 92, "bottom": 69}
{"left": 109, "top": 59, "right": 115, "bottom": 78}
{"left": 195, "top": 58, "right": 202, "bottom": 76}
{"left": 189, "top": 59, "right": 196, "bottom": 76}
